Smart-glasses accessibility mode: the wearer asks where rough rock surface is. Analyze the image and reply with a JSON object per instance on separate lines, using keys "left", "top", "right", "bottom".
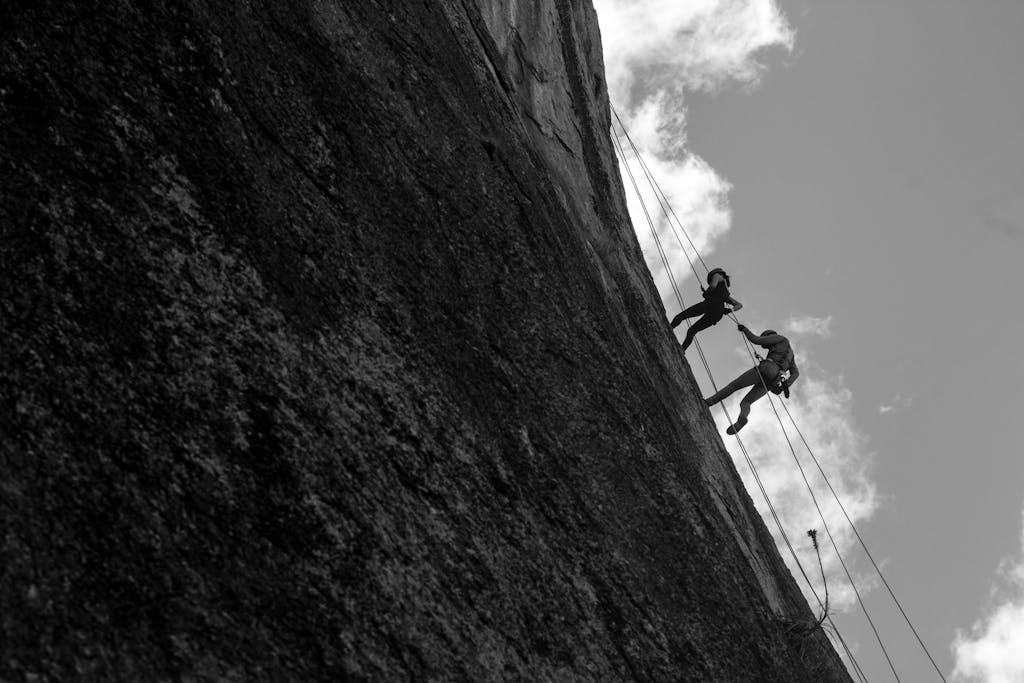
{"left": 1, "top": 1, "right": 851, "bottom": 681}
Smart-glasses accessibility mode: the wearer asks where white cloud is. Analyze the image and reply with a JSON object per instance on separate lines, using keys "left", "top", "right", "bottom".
{"left": 786, "top": 315, "right": 833, "bottom": 339}
{"left": 595, "top": 0, "right": 794, "bottom": 292}
{"left": 596, "top": 0, "right": 796, "bottom": 102}
{"left": 877, "top": 394, "right": 913, "bottom": 416}
{"left": 711, "top": 358, "right": 880, "bottom": 614}
{"left": 952, "top": 506, "right": 1024, "bottom": 682}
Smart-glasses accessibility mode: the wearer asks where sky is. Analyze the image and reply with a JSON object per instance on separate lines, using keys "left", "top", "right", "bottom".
{"left": 594, "top": 1, "right": 1024, "bottom": 681}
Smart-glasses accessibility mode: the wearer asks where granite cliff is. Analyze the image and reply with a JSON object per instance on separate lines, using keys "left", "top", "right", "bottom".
{"left": 1, "top": 1, "right": 851, "bottom": 680}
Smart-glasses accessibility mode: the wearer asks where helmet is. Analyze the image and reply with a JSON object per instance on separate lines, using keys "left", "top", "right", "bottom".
{"left": 707, "top": 268, "right": 729, "bottom": 286}
{"left": 761, "top": 329, "right": 778, "bottom": 337}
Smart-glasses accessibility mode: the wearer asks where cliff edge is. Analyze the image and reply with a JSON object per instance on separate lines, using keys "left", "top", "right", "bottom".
{"left": 1, "top": 1, "right": 851, "bottom": 680}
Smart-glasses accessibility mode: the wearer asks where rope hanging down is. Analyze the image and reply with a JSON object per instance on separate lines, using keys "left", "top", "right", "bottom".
{"left": 611, "top": 121, "right": 869, "bottom": 682}
{"left": 776, "top": 397, "right": 949, "bottom": 682}
{"left": 612, "top": 108, "right": 710, "bottom": 277}
{"left": 736, "top": 331, "right": 901, "bottom": 681}
{"left": 612, "top": 108, "right": 948, "bottom": 682}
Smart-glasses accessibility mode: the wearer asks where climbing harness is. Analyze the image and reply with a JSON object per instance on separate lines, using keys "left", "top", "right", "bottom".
{"left": 764, "top": 366, "right": 791, "bottom": 397}
{"left": 751, "top": 348, "right": 792, "bottom": 398}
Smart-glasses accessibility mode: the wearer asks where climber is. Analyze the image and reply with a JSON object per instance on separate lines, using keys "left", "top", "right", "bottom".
{"left": 670, "top": 267, "right": 743, "bottom": 352}
{"left": 704, "top": 325, "right": 800, "bottom": 434}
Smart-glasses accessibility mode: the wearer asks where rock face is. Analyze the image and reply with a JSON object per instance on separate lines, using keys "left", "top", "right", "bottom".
{"left": 1, "top": 1, "right": 851, "bottom": 681}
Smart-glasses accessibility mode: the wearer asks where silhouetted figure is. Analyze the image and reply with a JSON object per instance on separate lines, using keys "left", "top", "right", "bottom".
{"left": 671, "top": 268, "right": 743, "bottom": 351}
{"left": 704, "top": 325, "right": 800, "bottom": 434}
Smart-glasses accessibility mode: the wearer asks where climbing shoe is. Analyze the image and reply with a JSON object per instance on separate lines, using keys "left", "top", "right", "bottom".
{"left": 726, "top": 417, "right": 748, "bottom": 435}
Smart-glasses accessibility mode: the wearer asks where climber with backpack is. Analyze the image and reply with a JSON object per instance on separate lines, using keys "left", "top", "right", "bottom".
{"left": 704, "top": 325, "right": 800, "bottom": 434}
{"left": 670, "top": 267, "right": 744, "bottom": 352}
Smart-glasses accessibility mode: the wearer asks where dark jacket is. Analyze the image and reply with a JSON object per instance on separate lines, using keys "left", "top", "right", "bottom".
{"left": 756, "top": 334, "right": 799, "bottom": 387}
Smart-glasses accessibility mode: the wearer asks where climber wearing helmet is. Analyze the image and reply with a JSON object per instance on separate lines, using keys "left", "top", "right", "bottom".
{"left": 704, "top": 325, "right": 800, "bottom": 434}
{"left": 670, "top": 267, "right": 743, "bottom": 352}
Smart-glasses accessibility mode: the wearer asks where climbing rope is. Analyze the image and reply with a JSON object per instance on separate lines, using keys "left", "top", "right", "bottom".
{"left": 612, "top": 107, "right": 947, "bottom": 682}
{"left": 735, "top": 331, "right": 901, "bottom": 681}
{"left": 776, "top": 397, "right": 949, "bottom": 682}
{"left": 611, "top": 123, "right": 868, "bottom": 680}
{"left": 612, "top": 108, "right": 706, "bottom": 284}
{"left": 612, "top": 108, "right": 711, "bottom": 277}
{"left": 611, "top": 125, "right": 688, "bottom": 312}
{"left": 611, "top": 127, "right": 807, "bottom": 582}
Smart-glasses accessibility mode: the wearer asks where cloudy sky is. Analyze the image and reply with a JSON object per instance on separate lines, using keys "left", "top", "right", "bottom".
{"left": 594, "top": 0, "right": 1024, "bottom": 680}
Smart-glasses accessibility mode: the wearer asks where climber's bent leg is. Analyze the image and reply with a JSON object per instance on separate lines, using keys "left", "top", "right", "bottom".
{"left": 724, "top": 384, "right": 767, "bottom": 434}
{"left": 670, "top": 301, "right": 709, "bottom": 329}
{"left": 737, "top": 384, "right": 768, "bottom": 421}
{"left": 704, "top": 367, "right": 760, "bottom": 406}
{"left": 681, "top": 313, "right": 722, "bottom": 350}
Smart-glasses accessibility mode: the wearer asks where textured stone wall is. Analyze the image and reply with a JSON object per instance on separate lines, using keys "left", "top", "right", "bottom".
{"left": 1, "top": 1, "right": 850, "bottom": 680}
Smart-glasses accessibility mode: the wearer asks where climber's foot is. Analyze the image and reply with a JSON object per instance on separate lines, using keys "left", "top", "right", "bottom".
{"left": 726, "top": 417, "right": 748, "bottom": 435}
